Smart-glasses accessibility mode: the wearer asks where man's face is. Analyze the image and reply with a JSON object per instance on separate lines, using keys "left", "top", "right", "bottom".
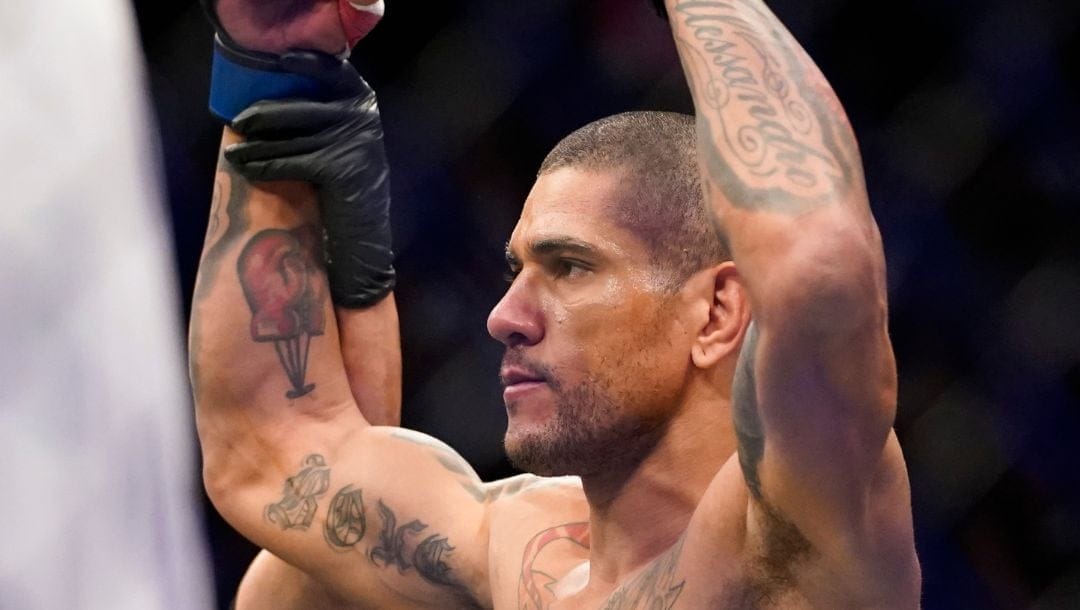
{"left": 487, "top": 167, "right": 696, "bottom": 477}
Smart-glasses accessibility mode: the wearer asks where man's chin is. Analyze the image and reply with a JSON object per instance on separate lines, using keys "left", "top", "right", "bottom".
{"left": 503, "top": 428, "right": 576, "bottom": 477}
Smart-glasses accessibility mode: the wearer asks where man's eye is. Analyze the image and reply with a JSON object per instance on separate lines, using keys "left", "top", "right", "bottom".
{"left": 554, "top": 259, "right": 589, "bottom": 279}
{"left": 504, "top": 268, "right": 520, "bottom": 283}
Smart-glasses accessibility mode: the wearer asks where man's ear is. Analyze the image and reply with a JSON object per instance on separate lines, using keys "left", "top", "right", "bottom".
{"left": 691, "top": 262, "right": 750, "bottom": 369}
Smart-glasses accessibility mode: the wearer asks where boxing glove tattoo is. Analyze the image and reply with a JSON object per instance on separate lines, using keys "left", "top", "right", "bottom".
{"left": 225, "top": 75, "right": 396, "bottom": 308}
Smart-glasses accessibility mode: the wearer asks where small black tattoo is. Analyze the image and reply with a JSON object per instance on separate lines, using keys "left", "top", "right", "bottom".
{"left": 324, "top": 485, "right": 367, "bottom": 549}
{"left": 265, "top": 454, "right": 330, "bottom": 530}
{"left": 367, "top": 498, "right": 464, "bottom": 589}
{"left": 414, "top": 534, "right": 457, "bottom": 587}
{"left": 370, "top": 500, "right": 428, "bottom": 571}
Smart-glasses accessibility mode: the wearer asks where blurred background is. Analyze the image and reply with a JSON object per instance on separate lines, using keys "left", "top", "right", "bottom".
{"left": 131, "top": 0, "right": 1079, "bottom": 607}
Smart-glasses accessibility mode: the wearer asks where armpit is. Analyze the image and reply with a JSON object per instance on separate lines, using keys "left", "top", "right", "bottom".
{"left": 744, "top": 499, "right": 812, "bottom": 605}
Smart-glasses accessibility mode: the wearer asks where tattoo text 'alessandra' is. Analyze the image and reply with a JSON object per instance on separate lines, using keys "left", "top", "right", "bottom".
{"left": 673, "top": 0, "right": 859, "bottom": 211}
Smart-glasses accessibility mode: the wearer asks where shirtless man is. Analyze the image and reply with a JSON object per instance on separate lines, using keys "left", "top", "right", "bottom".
{"left": 191, "top": 0, "right": 921, "bottom": 607}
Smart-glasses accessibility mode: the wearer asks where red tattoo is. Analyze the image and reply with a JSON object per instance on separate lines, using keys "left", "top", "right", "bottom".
{"left": 518, "top": 522, "right": 590, "bottom": 609}
{"left": 237, "top": 226, "right": 327, "bottom": 398}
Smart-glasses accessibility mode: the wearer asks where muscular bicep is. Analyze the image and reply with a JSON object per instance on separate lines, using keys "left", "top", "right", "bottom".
{"left": 728, "top": 313, "right": 914, "bottom": 592}
{"left": 734, "top": 315, "right": 898, "bottom": 510}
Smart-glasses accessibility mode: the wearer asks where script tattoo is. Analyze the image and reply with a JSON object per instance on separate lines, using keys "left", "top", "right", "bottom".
{"left": 237, "top": 225, "right": 328, "bottom": 399}
{"left": 265, "top": 454, "right": 331, "bottom": 530}
{"left": 369, "top": 499, "right": 461, "bottom": 588}
{"left": 601, "top": 535, "right": 687, "bottom": 610}
{"left": 414, "top": 534, "right": 457, "bottom": 587}
{"left": 732, "top": 321, "right": 764, "bottom": 499}
{"left": 673, "top": 0, "right": 858, "bottom": 211}
{"left": 370, "top": 500, "right": 427, "bottom": 569}
{"left": 324, "top": 485, "right": 367, "bottom": 550}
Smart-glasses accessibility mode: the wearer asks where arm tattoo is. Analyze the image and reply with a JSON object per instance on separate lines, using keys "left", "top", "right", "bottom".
{"left": 601, "top": 535, "right": 687, "bottom": 610}
{"left": 318, "top": 477, "right": 466, "bottom": 589}
{"left": 190, "top": 160, "right": 252, "bottom": 394}
{"left": 673, "top": 0, "right": 859, "bottom": 211}
{"left": 369, "top": 499, "right": 462, "bottom": 589}
{"left": 518, "top": 523, "right": 591, "bottom": 610}
{"left": 195, "top": 157, "right": 252, "bottom": 302}
{"left": 324, "top": 485, "right": 367, "bottom": 550}
{"left": 413, "top": 534, "right": 457, "bottom": 587}
{"left": 236, "top": 225, "right": 327, "bottom": 399}
{"left": 732, "top": 321, "right": 765, "bottom": 500}
{"left": 265, "top": 454, "right": 330, "bottom": 530}
{"left": 370, "top": 499, "right": 428, "bottom": 570}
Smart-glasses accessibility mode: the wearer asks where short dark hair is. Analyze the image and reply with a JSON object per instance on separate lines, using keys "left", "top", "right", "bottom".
{"left": 538, "top": 111, "right": 728, "bottom": 289}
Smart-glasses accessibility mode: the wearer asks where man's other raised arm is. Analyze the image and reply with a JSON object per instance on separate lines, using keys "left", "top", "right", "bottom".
{"left": 664, "top": 0, "right": 919, "bottom": 603}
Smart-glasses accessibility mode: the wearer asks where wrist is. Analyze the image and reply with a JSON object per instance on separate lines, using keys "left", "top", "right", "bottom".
{"left": 209, "top": 36, "right": 333, "bottom": 122}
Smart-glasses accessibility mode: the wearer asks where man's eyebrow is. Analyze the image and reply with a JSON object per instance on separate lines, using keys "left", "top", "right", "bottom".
{"left": 528, "top": 236, "right": 599, "bottom": 257}
{"left": 505, "top": 236, "right": 598, "bottom": 266}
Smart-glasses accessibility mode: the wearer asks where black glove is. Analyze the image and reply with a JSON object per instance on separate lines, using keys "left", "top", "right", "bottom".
{"left": 224, "top": 74, "right": 395, "bottom": 309}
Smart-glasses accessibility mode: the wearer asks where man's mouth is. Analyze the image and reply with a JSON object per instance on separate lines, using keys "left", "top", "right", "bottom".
{"left": 499, "top": 361, "right": 552, "bottom": 406}
{"left": 499, "top": 365, "right": 546, "bottom": 387}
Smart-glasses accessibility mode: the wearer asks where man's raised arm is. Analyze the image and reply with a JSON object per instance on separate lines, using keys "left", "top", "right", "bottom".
{"left": 188, "top": 2, "right": 500, "bottom": 605}
{"left": 190, "top": 118, "right": 497, "bottom": 606}
{"left": 664, "top": 0, "right": 919, "bottom": 603}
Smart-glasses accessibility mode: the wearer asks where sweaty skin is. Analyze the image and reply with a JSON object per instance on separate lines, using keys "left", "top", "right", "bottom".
{"left": 195, "top": 1, "right": 920, "bottom": 608}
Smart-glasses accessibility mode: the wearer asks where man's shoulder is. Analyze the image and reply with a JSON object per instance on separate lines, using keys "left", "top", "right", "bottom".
{"left": 487, "top": 474, "right": 584, "bottom": 506}
{"left": 484, "top": 475, "right": 591, "bottom": 609}
{"left": 486, "top": 474, "right": 589, "bottom": 541}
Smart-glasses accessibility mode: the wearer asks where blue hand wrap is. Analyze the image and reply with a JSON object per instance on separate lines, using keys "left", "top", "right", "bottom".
{"left": 208, "top": 36, "right": 330, "bottom": 122}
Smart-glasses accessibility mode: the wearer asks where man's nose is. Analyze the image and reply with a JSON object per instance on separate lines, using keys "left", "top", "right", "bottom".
{"left": 487, "top": 279, "right": 544, "bottom": 347}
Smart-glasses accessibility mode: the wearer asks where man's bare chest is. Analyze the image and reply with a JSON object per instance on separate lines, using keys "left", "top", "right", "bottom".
{"left": 494, "top": 523, "right": 813, "bottom": 610}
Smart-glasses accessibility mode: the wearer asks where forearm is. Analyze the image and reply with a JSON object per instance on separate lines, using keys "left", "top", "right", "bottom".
{"left": 664, "top": 0, "right": 886, "bottom": 328}
{"left": 337, "top": 295, "right": 402, "bottom": 426}
{"left": 236, "top": 550, "right": 353, "bottom": 610}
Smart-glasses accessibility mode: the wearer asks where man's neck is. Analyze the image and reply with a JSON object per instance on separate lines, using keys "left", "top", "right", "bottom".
{"left": 579, "top": 392, "right": 736, "bottom": 588}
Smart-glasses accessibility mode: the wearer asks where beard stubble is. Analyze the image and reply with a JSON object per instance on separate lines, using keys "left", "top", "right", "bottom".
{"left": 502, "top": 352, "right": 664, "bottom": 477}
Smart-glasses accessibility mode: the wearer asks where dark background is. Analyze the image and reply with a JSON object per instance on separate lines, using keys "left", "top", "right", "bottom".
{"left": 131, "top": 1, "right": 1080, "bottom": 607}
